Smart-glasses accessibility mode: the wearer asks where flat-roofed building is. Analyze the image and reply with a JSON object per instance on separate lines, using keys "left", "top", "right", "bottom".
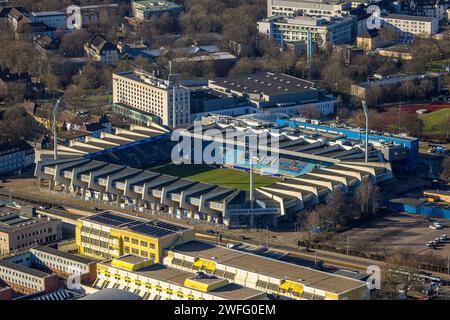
{"left": 0, "top": 206, "right": 62, "bottom": 256}
{"left": 209, "top": 72, "right": 337, "bottom": 115}
{"left": 0, "top": 140, "right": 34, "bottom": 175}
{"left": 94, "top": 254, "right": 266, "bottom": 300}
{"left": 131, "top": 0, "right": 183, "bottom": 21}
{"left": 165, "top": 241, "right": 369, "bottom": 300}
{"left": 258, "top": 15, "right": 356, "bottom": 47}
{"left": 380, "top": 14, "right": 439, "bottom": 43}
{"left": 112, "top": 70, "right": 191, "bottom": 127}
{"left": 30, "top": 11, "right": 66, "bottom": 29}
{"left": 0, "top": 259, "right": 59, "bottom": 294}
{"left": 76, "top": 211, "right": 195, "bottom": 261}
{"left": 30, "top": 246, "right": 97, "bottom": 283}
{"left": 267, "top": 0, "right": 352, "bottom": 18}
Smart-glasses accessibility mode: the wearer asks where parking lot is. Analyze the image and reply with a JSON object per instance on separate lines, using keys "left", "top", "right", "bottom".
{"left": 328, "top": 212, "right": 450, "bottom": 261}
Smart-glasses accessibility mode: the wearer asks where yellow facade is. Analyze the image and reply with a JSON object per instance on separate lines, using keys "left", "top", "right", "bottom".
{"left": 75, "top": 217, "right": 195, "bottom": 262}
{"left": 184, "top": 278, "right": 229, "bottom": 293}
{"left": 424, "top": 191, "right": 450, "bottom": 204}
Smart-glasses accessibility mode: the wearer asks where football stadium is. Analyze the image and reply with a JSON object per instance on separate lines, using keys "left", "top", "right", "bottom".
{"left": 35, "top": 115, "right": 398, "bottom": 228}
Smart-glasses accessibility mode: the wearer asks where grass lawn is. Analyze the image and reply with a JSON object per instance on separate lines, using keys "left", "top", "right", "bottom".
{"left": 419, "top": 108, "right": 450, "bottom": 136}
{"left": 81, "top": 95, "right": 111, "bottom": 108}
{"left": 148, "top": 164, "right": 279, "bottom": 191}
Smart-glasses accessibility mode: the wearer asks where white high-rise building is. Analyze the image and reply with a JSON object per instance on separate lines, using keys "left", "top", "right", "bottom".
{"left": 112, "top": 70, "right": 191, "bottom": 128}
{"left": 267, "top": 0, "right": 352, "bottom": 18}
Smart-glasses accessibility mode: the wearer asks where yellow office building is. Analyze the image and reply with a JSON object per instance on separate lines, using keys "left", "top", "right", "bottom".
{"left": 75, "top": 211, "right": 194, "bottom": 262}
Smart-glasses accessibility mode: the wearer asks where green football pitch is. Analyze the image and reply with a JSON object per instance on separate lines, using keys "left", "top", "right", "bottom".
{"left": 147, "top": 164, "right": 279, "bottom": 191}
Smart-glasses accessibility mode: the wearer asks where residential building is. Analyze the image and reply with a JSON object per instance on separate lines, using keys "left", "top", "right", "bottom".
{"left": 0, "top": 206, "right": 62, "bottom": 255}
{"left": 402, "top": 0, "right": 450, "bottom": 21}
{"left": 30, "top": 11, "right": 66, "bottom": 29}
{"left": 75, "top": 211, "right": 195, "bottom": 261}
{"left": 380, "top": 14, "right": 439, "bottom": 43}
{"left": 112, "top": 70, "right": 191, "bottom": 127}
{"left": 14, "top": 21, "right": 56, "bottom": 40}
{"left": 93, "top": 254, "right": 266, "bottom": 300}
{"left": 351, "top": 72, "right": 443, "bottom": 101}
{"left": 84, "top": 35, "right": 119, "bottom": 65}
{"left": 0, "top": 260, "right": 59, "bottom": 294}
{"left": 0, "top": 140, "right": 34, "bottom": 175}
{"left": 131, "top": 0, "right": 183, "bottom": 21}
{"left": 356, "top": 29, "right": 392, "bottom": 51}
{"left": 376, "top": 44, "right": 414, "bottom": 60}
{"left": 33, "top": 34, "right": 59, "bottom": 56}
{"left": 267, "top": 0, "right": 352, "bottom": 18}
{"left": 333, "top": 44, "right": 363, "bottom": 64}
{"left": 6, "top": 6, "right": 30, "bottom": 30}
{"left": 258, "top": 15, "right": 356, "bottom": 47}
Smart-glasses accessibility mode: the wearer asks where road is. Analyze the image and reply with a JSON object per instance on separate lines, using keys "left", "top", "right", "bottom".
{"left": 2, "top": 187, "right": 450, "bottom": 283}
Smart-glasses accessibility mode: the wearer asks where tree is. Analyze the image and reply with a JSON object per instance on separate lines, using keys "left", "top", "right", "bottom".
{"left": 353, "top": 180, "right": 381, "bottom": 218}
{"left": 441, "top": 157, "right": 450, "bottom": 184}
{"left": 64, "top": 85, "right": 84, "bottom": 110}
{"left": 60, "top": 30, "right": 92, "bottom": 57}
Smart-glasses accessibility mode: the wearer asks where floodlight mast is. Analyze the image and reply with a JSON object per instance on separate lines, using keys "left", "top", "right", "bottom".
{"left": 53, "top": 99, "right": 61, "bottom": 160}
{"left": 362, "top": 100, "right": 369, "bottom": 163}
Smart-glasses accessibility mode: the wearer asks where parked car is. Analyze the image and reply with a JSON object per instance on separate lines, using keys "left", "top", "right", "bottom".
{"left": 429, "top": 223, "right": 443, "bottom": 230}
{"left": 426, "top": 241, "right": 436, "bottom": 247}
{"left": 439, "top": 235, "right": 448, "bottom": 241}
{"left": 206, "top": 229, "right": 216, "bottom": 235}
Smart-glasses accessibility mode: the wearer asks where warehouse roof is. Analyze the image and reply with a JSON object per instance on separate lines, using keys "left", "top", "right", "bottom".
{"left": 210, "top": 72, "right": 315, "bottom": 97}
{"left": 171, "top": 241, "right": 367, "bottom": 294}
{"left": 100, "top": 259, "right": 264, "bottom": 300}
{"left": 0, "top": 260, "right": 50, "bottom": 278}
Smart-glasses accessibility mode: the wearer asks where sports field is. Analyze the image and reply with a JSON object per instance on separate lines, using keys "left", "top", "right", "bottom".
{"left": 148, "top": 164, "right": 279, "bottom": 191}
{"left": 419, "top": 108, "right": 450, "bottom": 136}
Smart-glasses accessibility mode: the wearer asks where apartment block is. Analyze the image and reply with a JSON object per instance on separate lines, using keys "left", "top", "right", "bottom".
{"left": 0, "top": 140, "right": 34, "bottom": 175}
{"left": 381, "top": 14, "right": 439, "bottom": 43}
{"left": 30, "top": 11, "right": 66, "bottom": 29}
{"left": 267, "top": 0, "right": 352, "bottom": 18}
{"left": 258, "top": 15, "right": 356, "bottom": 46}
{"left": 112, "top": 70, "right": 191, "bottom": 127}
{"left": 131, "top": 0, "right": 183, "bottom": 21}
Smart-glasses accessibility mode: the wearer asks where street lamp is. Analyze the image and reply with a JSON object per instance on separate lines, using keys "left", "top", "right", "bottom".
{"left": 53, "top": 99, "right": 61, "bottom": 161}
{"left": 362, "top": 100, "right": 369, "bottom": 163}
{"left": 249, "top": 151, "right": 261, "bottom": 209}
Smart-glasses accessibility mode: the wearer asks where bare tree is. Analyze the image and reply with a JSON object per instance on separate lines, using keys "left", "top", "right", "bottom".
{"left": 353, "top": 180, "right": 381, "bottom": 218}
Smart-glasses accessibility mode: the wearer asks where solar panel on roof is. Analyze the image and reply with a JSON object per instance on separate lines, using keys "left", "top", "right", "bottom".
{"left": 129, "top": 223, "right": 173, "bottom": 238}
{"left": 150, "top": 220, "right": 187, "bottom": 232}
{"left": 89, "top": 212, "right": 136, "bottom": 227}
